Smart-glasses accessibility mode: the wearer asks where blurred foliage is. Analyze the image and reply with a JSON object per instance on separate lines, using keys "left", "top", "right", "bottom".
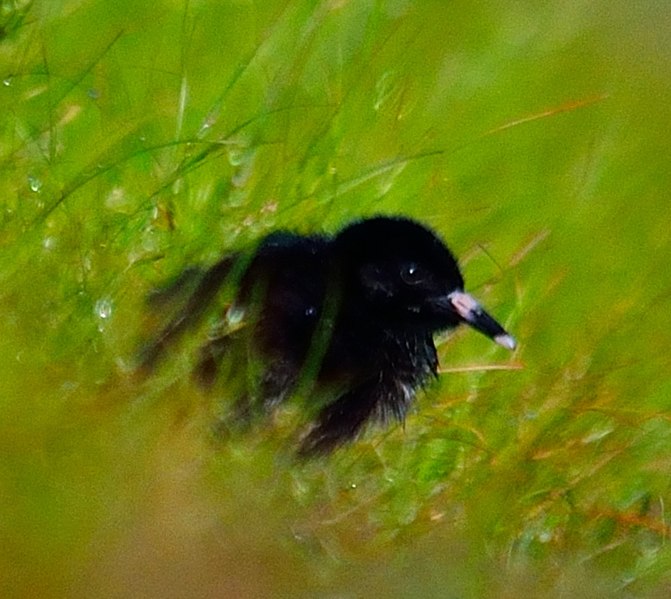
{"left": 1, "top": 0, "right": 671, "bottom": 597}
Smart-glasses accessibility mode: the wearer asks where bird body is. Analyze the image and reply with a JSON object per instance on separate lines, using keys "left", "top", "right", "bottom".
{"left": 141, "top": 216, "right": 516, "bottom": 455}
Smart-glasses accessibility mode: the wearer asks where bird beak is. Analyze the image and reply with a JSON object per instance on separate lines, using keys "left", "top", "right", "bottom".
{"left": 447, "top": 290, "right": 516, "bottom": 350}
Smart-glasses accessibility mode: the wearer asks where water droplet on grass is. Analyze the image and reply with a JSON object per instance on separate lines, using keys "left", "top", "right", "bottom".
{"left": 226, "top": 304, "right": 245, "bottom": 325}
{"left": 28, "top": 175, "right": 42, "bottom": 192}
{"left": 94, "top": 298, "right": 113, "bottom": 331}
{"left": 227, "top": 147, "right": 244, "bottom": 166}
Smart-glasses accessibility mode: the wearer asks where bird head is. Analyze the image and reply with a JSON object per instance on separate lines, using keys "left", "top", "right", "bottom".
{"left": 334, "top": 216, "right": 515, "bottom": 350}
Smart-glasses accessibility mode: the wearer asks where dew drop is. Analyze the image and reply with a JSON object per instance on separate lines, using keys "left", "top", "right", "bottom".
{"left": 227, "top": 147, "right": 244, "bottom": 167}
{"left": 95, "top": 297, "right": 113, "bottom": 321}
{"left": 226, "top": 304, "right": 245, "bottom": 325}
{"left": 28, "top": 175, "right": 42, "bottom": 193}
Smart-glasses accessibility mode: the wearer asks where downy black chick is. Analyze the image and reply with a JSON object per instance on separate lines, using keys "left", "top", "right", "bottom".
{"left": 140, "top": 216, "right": 516, "bottom": 455}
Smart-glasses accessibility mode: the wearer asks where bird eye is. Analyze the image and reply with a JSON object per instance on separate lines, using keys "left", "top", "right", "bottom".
{"left": 400, "top": 262, "right": 426, "bottom": 285}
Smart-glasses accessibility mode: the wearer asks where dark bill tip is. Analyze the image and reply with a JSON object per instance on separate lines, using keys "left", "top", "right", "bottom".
{"left": 448, "top": 290, "right": 516, "bottom": 350}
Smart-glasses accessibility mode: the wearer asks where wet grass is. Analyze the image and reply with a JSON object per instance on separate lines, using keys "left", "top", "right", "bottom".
{"left": 2, "top": 0, "right": 671, "bottom": 597}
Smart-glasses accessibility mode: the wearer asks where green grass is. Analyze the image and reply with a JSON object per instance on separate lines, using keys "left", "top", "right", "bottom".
{"left": 2, "top": 0, "right": 671, "bottom": 596}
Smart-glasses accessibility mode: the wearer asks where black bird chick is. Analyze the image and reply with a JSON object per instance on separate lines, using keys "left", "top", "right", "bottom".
{"left": 140, "top": 216, "right": 516, "bottom": 455}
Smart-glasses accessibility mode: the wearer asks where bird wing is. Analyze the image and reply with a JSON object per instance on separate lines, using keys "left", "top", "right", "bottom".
{"left": 137, "top": 254, "right": 240, "bottom": 373}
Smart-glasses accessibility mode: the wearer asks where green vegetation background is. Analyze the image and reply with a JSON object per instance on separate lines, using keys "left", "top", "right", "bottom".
{"left": 2, "top": 0, "right": 671, "bottom": 596}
